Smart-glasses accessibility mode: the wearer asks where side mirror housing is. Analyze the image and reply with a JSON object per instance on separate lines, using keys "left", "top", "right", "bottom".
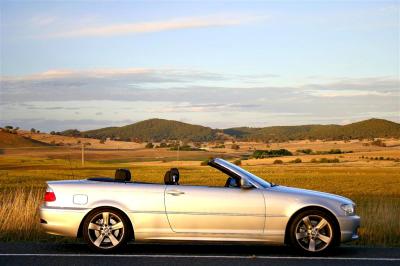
{"left": 240, "top": 178, "right": 253, "bottom": 189}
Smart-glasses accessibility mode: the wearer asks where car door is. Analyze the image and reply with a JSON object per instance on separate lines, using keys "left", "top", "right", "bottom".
{"left": 164, "top": 185, "right": 265, "bottom": 235}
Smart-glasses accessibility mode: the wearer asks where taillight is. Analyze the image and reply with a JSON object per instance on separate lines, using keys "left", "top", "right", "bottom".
{"left": 44, "top": 187, "right": 56, "bottom": 202}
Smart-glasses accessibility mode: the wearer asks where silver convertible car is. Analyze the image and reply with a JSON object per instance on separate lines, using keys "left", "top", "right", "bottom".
{"left": 40, "top": 158, "right": 360, "bottom": 254}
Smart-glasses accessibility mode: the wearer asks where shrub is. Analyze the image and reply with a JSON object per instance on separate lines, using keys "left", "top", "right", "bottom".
{"left": 253, "top": 149, "right": 292, "bottom": 159}
{"left": 212, "top": 144, "right": 225, "bottom": 149}
{"left": 297, "top": 149, "right": 313, "bottom": 154}
{"left": 327, "top": 149, "right": 343, "bottom": 154}
{"left": 371, "top": 139, "right": 386, "bottom": 147}
{"left": 319, "top": 158, "right": 329, "bottom": 163}
{"left": 231, "top": 144, "right": 240, "bottom": 150}
{"left": 200, "top": 159, "right": 209, "bottom": 166}
{"left": 290, "top": 158, "right": 302, "bottom": 163}
{"left": 314, "top": 158, "right": 340, "bottom": 163}
{"left": 233, "top": 159, "right": 241, "bottom": 166}
{"left": 273, "top": 159, "right": 283, "bottom": 164}
{"left": 159, "top": 142, "right": 168, "bottom": 148}
{"left": 145, "top": 142, "right": 154, "bottom": 149}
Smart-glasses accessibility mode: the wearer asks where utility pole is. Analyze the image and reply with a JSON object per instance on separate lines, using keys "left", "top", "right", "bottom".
{"left": 177, "top": 140, "right": 180, "bottom": 163}
{"left": 81, "top": 143, "right": 85, "bottom": 167}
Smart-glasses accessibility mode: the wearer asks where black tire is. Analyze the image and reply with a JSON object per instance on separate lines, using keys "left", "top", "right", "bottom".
{"left": 289, "top": 210, "right": 338, "bottom": 255}
{"left": 83, "top": 208, "right": 130, "bottom": 252}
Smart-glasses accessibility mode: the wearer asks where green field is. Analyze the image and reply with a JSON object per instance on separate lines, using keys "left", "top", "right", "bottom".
{"left": 0, "top": 156, "right": 399, "bottom": 246}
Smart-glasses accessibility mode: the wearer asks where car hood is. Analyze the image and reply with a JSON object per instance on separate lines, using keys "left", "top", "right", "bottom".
{"left": 269, "top": 185, "right": 354, "bottom": 205}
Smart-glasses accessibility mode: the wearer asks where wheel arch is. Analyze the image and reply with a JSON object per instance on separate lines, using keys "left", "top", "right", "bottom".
{"left": 77, "top": 206, "right": 135, "bottom": 241}
{"left": 284, "top": 205, "right": 341, "bottom": 245}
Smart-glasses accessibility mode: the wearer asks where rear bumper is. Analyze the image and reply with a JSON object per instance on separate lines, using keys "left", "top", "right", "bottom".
{"left": 39, "top": 205, "right": 89, "bottom": 237}
{"left": 338, "top": 215, "right": 360, "bottom": 242}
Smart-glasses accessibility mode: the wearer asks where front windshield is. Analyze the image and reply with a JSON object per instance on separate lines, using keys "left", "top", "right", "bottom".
{"left": 218, "top": 159, "right": 272, "bottom": 188}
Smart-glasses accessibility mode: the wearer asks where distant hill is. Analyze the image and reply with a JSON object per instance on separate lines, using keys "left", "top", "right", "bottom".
{"left": 224, "top": 118, "right": 400, "bottom": 141}
{"left": 0, "top": 131, "right": 50, "bottom": 148}
{"left": 82, "top": 118, "right": 217, "bottom": 142}
{"left": 57, "top": 118, "right": 400, "bottom": 142}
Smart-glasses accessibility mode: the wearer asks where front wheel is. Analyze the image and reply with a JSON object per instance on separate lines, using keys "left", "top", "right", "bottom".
{"left": 83, "top": 208, "right": 130, "bottom": 252}
{"left": 289, "top": 210, "right": 338, "bottom": 254}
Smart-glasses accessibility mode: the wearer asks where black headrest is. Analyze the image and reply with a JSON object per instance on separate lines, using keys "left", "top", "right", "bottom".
{"left": 164, "top": 168, "right": 179, "bottom": 185}
{"left": 115, "top": 169, "right": 131, "bottom": 182}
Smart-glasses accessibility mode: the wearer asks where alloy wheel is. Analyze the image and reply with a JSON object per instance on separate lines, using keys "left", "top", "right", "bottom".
{"left": 294, "top": 214, "right": 333, "bottom": 252}
{"left": 87, "top": 211, "right": 125, "bottom": 249}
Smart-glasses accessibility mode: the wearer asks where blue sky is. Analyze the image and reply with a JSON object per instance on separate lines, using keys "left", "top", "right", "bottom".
{"left": 0, "top": 0, "right": 399, "bottom": 131}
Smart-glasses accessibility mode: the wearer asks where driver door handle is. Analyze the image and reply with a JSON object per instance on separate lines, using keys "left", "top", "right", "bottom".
{"left": 166, "top": 190, "right": 185, "bottom": 196}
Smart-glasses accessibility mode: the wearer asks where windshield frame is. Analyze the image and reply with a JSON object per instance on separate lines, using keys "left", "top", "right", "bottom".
{"left": 209, "top": 158, "right": 272, "bottom": 189}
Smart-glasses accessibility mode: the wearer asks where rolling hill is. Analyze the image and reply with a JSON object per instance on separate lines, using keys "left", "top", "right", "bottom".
{"left": 0, "top": 131, "right": 50, "bottom": 148}
{"left": 57, "top": 118, "right": 400, "bottom": 142}
{"left": 224, "top": 118, "right": 400, "bottom": 141}
{"left": 82, "top": 118, "right": 217, "bottom": 142}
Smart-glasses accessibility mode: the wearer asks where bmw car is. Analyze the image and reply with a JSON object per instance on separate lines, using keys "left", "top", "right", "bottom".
{"left": 39, "top": 158, "right": 360, "bottom": 254}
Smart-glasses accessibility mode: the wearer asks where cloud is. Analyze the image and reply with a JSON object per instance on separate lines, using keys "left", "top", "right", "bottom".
{"left": 1, "top": 68, "right": 398, "bottom": 102}
{"left": 307, "top": 90, "right": 393, "bottom": 98}
{"left": 1, "top": 68, "right": 399, "bottom": 130}
{"left": 0, "top": 68, "right": 224, "bottom": 83}
{"left": 44, "top": 14, "right": 266, "bottom": 38}
{"left": 304, "top": 76, "right": 399, "bottom": 92}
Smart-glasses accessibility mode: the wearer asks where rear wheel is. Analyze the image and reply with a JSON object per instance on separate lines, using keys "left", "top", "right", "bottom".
{"left": 83, "top": 208, "right": 130, "bottom": 252}
{"left": 289, "top": 210, "right": 337, "bottom": 254}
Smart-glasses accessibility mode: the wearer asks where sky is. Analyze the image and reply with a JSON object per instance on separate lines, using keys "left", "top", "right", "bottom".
{"left": 0, "top": 0, "right": 399, "bottom": 131}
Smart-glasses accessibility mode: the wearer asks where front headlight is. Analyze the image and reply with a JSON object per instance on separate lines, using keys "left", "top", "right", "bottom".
{"left": 341, "top": 204, "right": 355, "bottom": 216}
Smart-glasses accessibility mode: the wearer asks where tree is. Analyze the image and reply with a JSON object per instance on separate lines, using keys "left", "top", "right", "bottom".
{"left": 5, "top": 125, "right": 13, "bottom": 129}
{"left": 233, "top": 159, "right": 241, "bottom": 166}
{"left": 145, "top": 142, "right": 154, "bottom": 149}
{"left": 159, "top": 142, "right": 168, "bottom": 148}
{"left": 30, "top": 128, "right": 36, "bottom": 133}
{"left": 231, "top": 144, "right": 240, "bottom": 150}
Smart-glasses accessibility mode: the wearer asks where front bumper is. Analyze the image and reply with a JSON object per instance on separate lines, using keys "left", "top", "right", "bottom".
{"left": 39, "top": 205, "right": 89, "bottom": 237}
{"left": 337, "top": 215, "right": 360, "bottom": 242}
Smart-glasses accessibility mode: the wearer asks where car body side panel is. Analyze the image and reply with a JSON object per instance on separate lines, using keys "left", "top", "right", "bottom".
{"left": 165, "top": 185, "right": 266, "bottom": 235}
{"left": 262, "top": 186, "right": 360, "bottom": 243}
{"left": 40, "top": 206, "right": 89, "bottom": 237}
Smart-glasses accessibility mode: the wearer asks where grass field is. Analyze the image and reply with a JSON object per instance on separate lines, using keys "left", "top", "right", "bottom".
{"left": 0, "top": 152, "right": 399, "bottom": 246}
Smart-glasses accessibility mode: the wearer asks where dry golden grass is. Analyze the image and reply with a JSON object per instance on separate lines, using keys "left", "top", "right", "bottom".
{"left": 0, "top": 188, "right": 45, "bottom": 241}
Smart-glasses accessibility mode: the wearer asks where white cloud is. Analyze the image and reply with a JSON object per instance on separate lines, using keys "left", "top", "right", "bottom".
{"left": 44, "top": 14, "right": 266, "bottom": 38}
{"left": 307, "top": 90, "right": 394, "bottom": 98}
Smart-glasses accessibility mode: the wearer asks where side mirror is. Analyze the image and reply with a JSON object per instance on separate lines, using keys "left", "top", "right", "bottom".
{"left": 240, "top": 178, "right": 253, "bottom": 189}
